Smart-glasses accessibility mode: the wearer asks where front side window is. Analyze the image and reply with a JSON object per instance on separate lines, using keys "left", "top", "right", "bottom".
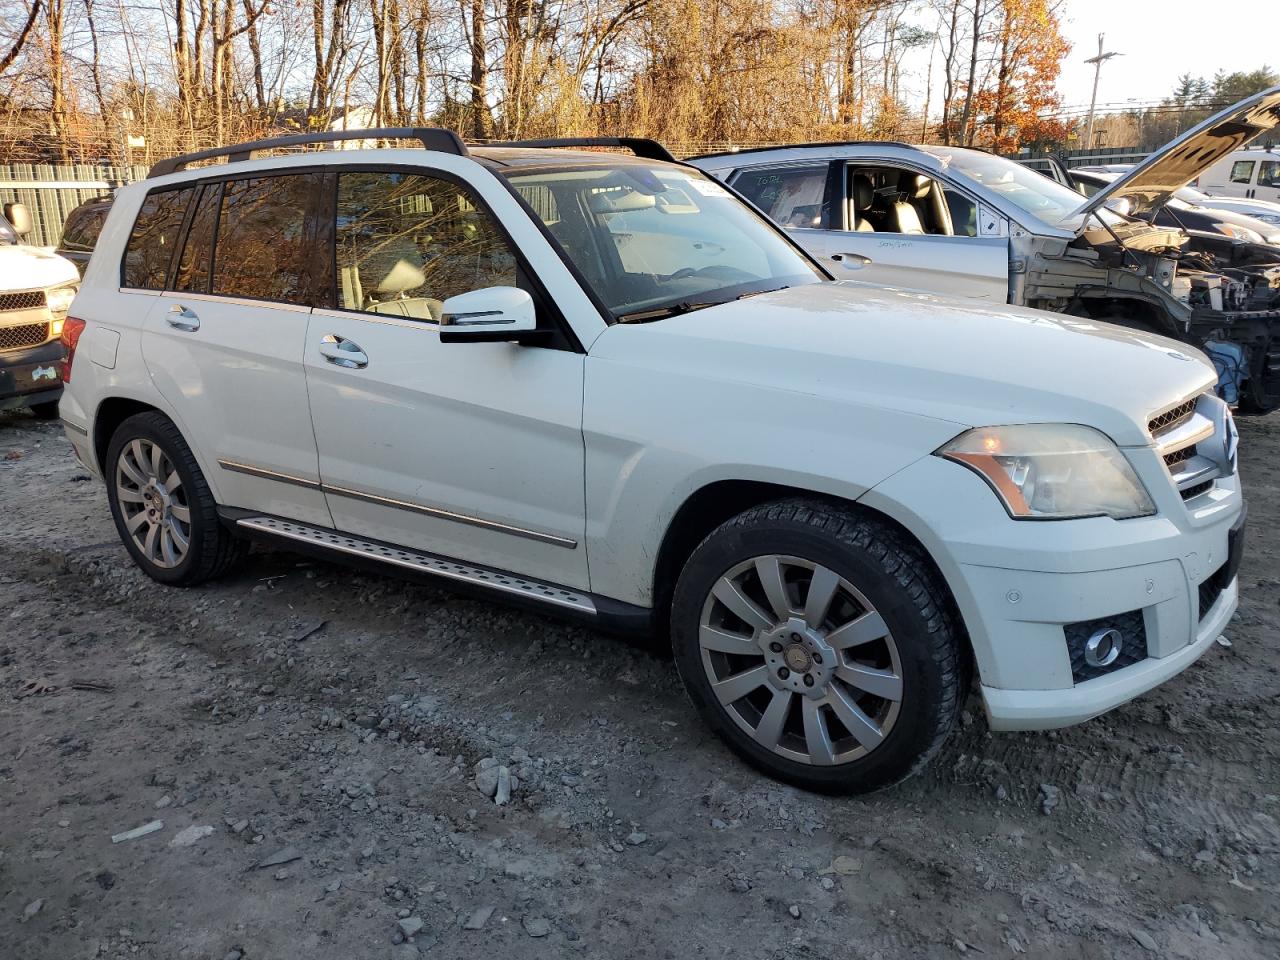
{"left": 123, "top": 187, "right": 193, "bottom": 289}
{"left": 504, "top": 163, "right": 822, "bottom": 321}
{"left": 335, "top": 171, "right": 517, "bottom": 320}
{"left": 1230, "top": 160, "right": 1256, "bottom": 184}
{"left": 1258, "top": 160, "right": 1280, "bottom": 188}
{"left": 212, "top": 174, "right": 329, "bottom": 305}
{"left": 731, "top": 165, "right": 828, "bottom": 230}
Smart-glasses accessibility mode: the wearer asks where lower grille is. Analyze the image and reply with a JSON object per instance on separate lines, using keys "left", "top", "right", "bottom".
{"left": 0, "top": 321, "right": 50, "bottom": 352}
{"left": 0, "top": 290, "right": 45, "bottom": 312}
{"left": 1064, "top": 609, "right": 1149, "bottom": 683}
{"left": 1181, "top": 480, "right": 1214, "bottom": 501}
{"left": 1198, "top": 562, "right": 1229, "bottom": 622}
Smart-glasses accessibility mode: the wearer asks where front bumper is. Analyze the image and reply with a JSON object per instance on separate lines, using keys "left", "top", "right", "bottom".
{"left": 860, "top": 447, "right": 1245, "bottom": 732}
{"left": 0, "top": 338, "right": 64, "bottom": 408}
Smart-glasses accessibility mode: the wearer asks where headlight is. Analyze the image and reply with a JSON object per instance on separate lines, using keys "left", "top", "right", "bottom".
{"left": 936, "top": 424, "right": 1155, "bottom": 520}
{"left": 1249, "top": 212, "right": 1280, "bottom": 224}
{"left": 1218, "top": 223, "right": 1263, "bottom": 243}
{"left": 46, "top": 284, "right": 77, "bottom": 314}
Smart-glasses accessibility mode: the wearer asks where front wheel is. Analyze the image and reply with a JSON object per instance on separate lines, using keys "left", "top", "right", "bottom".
{"left": 671, "top": 499, "right": 965, "bottom": 793}
{"left": 105, "top": 411, "right": 248, "bottom": 585}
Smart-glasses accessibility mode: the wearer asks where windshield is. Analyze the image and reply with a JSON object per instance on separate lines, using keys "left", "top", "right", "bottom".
{"left": 920, "top": 146, "right": 1120, "bottom": 228}
{"left": 501, "top": 162, "right": 823, "bottom": 320}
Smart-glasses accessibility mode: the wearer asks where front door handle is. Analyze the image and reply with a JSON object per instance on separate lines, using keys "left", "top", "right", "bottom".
{"left": 831, "top": 252, "right": 873, "bottom": 268}
{"left": 319, "top": 334, "right": 368, "bottom": 369}
{"left": 166, "top": 304, "right": 200, "bottom": 331}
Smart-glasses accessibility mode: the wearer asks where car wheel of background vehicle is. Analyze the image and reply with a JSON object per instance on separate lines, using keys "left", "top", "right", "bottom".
{"left": 671, "top": 498, "right": 965, "bottom": 794}
{"left": 105, "top": 411, "right": 248, "bottom": 586}
{"left": 28, "top": 400, "right": 60, "bottom": 420}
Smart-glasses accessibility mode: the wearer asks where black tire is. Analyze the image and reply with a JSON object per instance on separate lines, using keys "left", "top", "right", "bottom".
{"left": 671, "top": 498, "right": 965, "bottom": 794}
{"left": 28, "top": 399, "right": 60, "bottom": 420}
{"left": 105, "top": 411, "right": 248, "bottom": 586}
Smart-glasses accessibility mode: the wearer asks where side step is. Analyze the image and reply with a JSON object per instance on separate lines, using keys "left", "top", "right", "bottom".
{"left": 236, "top": 516, "right": 597, "bottom": 615}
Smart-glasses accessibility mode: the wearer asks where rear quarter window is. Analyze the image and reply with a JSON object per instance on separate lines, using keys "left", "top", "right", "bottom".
{"left": 122, "top": 188, "right": 194, "bottom": 289}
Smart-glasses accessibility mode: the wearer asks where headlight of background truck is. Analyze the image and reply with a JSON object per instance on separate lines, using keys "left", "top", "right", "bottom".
{"left": 936, "top": 424, "right": 1156, "bottom": 520}
{"left": 46, "top": 284, "right": 77, "bottom": 315}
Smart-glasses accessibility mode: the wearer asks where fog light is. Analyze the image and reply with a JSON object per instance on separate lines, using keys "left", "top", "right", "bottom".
{"left": 1084, "top": 628, "right": 1123, "bottom": 668}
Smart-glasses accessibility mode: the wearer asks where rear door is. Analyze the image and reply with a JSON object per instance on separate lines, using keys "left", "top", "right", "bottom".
{"left": 139, "top": 173, "right": 332, "bottom": 526}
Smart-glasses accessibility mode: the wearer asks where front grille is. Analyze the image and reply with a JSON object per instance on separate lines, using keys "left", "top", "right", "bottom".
{"left": 1148, "top": 398, "right": 1197, "bottom": 435}
{"left": 0, "top": 322, "right": 49, "bottom": 352}
{"left": 1064, "top": 609, "right": 1149, "bottom": 684}
{"left": 0, "top": 290, "right": 46, "bottom": 312}
{"left": 1198, "top": 561, "right": 1229, "bottom": 622}
{"left": 1163, "top": 446, "right": 1194, "bottom": 468}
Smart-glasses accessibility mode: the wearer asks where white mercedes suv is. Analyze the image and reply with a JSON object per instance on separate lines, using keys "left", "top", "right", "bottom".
{"left": 57, "top": 130, "right": 1244, "bottom": 793}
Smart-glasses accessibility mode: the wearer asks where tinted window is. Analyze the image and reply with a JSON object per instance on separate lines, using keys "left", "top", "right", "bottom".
{"left": 123, "top": 188, "right": 193, "bottom": 289}
{"left": 1230, "top": 160, "right": 1255, "bottom": 184}
{"left": 1259, "top": 160, "right": 1280, "bottom": 188}
{"left": 61, "top": 206, "right": 107, "bottom": 251}
{"left": 174, "top": 183, "right": 220, "bottom": 293}
{"left": 212, "top": 174, "right": 329, "bottom": 305}
{"left": 732, "top": 165, "right": 828, "bottom": 229}
{"left": 945, "top": 190, "right": 978, "bottom": 237}
{"left": 335, "top": 171, "right": 517, "bottom": 319}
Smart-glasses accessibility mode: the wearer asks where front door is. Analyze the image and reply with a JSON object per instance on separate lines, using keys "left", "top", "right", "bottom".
{"left": 139, "top": 174, "right": 332, "bottom": 526}
{"left": 823, "top": 163, "right": 1009, "bottom": 302}
{"left": 303, "top": 168, "right": 590, "bottom": 590}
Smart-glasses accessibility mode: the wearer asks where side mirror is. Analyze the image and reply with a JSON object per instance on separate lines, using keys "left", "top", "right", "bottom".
{"left": 439, "top": 286, "right": 539, "bottom": 344}
{"left": 4, "top": 202, "right": 32, "bottom": 237}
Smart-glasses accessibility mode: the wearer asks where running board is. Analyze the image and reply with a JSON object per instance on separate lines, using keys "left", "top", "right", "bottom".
{"left": 236, "top": 516, "right": 597, "bottom": 615}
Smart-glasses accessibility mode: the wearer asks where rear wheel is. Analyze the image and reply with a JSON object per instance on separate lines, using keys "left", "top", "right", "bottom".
{"left": 105, "top": 411, "right": 248, "bottom": 585}
{"left": 671, "top": 499, "right": 964, "bottom": 793}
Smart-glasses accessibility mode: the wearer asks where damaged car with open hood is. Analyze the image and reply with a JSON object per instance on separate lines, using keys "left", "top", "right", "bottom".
{"left": 689, "top": 87, "right": 1280, "bottom": 410}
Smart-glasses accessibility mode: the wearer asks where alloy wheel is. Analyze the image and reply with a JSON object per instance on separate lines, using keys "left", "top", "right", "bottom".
{"left": 698, "top": 555, "right": 903, "bottom": 765}
{"left": 115, "top": 438, "right": 192, "bottom": 569}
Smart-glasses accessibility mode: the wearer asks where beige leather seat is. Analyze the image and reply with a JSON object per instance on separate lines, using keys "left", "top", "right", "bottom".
{"left": 852, "top": 175, "right": 876, "bottom": 232}
{"left": 890, "top": 174, "right": 930, "bottom": 234}
{"left": 352, "top": 241, "right": 442, "bottom": 321}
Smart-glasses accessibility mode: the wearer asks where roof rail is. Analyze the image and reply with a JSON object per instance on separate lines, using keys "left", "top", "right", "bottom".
{"left": 485, "top": 137, "right": 677, "bottom": 163}
{"left": 148, "top": 127, "right": 469, "bottom": 178}
{"left": 690, "top": 140, "right": 918, "bottom": 162}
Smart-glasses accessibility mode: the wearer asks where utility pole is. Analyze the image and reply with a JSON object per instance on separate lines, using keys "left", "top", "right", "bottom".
{"left": 1084, "top": 34, "right": 1122, "bottom": 150}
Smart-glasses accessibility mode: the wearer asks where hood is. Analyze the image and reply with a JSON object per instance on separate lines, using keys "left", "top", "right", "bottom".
{"left": 0, "top": 243, "right": 79, "bottom": 289}
{"left": 1066, "top": 85, "right": 1280, "bottom": 228}
{"left": 590, "top": 283, "right": 1217, "bottom": 448}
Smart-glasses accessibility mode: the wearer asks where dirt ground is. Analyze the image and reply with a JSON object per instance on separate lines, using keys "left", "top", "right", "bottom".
{"left": 0, "top": 410, "right": 1277, "bottom": 960}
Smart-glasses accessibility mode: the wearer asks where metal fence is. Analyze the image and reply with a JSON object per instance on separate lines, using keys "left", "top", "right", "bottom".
{"left": 0, "top": 164, "right": 147, "bottom": 248}
{"left": 1016, "top": 147, "right": 1150, "bottom": 170}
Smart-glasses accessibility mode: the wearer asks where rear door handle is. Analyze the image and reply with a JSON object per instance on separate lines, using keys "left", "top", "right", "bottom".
{"left": 165, "top": 304, "right": 200, "bottom": 332}
{"left": 319, "top": 333, "right": 368, "bottom": 369}
{"left": 831, "top": 252, "right": 873, "bottom": 268}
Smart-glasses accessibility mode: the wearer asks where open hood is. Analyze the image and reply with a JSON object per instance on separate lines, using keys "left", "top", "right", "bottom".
{"left": 1066, "top": 84, "right": 1280, "bottom": 228}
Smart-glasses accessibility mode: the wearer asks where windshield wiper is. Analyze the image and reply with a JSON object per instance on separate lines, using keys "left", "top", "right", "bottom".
{"left": 736, "top": 285, "right": 790, "bottom": 300}
{"left": 615, "top": 299, "right": 722, "bottom": 323}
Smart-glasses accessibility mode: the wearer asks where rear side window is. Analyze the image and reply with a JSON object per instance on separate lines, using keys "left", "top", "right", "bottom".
{"left": 173, "top": 183, "right": 220, "bottom": 293}
{"left": 731, "top": 165, "right": 829, "bottom": 229}
{"left": 212, "top": 174, "right": 330, "bottom": 306}
{"left": 122, "top": 188, "right": 193, "bottom": 289}
{"left": 1230, "top": 160, "right": 1255, "bottom": 184}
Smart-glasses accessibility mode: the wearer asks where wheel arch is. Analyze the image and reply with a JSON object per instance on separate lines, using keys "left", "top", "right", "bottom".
{"left": 651, "top": 479, "right": 970, "bottom": 659}
{"left": 91, "top": 394, "right": 225, "bottom": 504}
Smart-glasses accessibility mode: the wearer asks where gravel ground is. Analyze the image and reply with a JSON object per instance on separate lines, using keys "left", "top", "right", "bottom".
{"left": 1, "top": 411, "right": 1277, "bottom": 960}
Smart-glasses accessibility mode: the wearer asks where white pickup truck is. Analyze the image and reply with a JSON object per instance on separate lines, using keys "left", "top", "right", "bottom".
{"left": 0, "top": 202, "right": 80, "bottom": 418}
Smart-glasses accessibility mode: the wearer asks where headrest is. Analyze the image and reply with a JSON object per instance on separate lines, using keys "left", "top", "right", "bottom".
{"left": 374, "top": 258, "right": 426, "bottom": 295}
{"left": 899, "top": 172, "right": 931, "bottom": 200}
{"left": 852, "top": 174, "right": 874, "bottom": 211}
